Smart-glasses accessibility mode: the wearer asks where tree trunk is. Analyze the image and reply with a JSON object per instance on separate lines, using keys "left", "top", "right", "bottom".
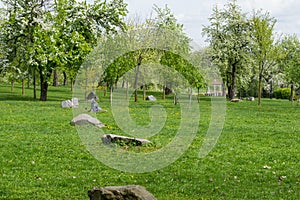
{"left": 226, "top": 76, "right": 231, "bottom": 99}
{"left": 70, "top": 78, "right": 74, "bottom": 92}
{"left": 189, "top": 87, "right": 193, "bottom": 105}
{"left": 63, "top": 71, "right": 67, "bottom": 86}
{"left": 22, "top": 79, "right": 25, "bottom": 95}
{"left": 162, "top": 85, "right": 166, "bottom": 100}
{"left": 227, "top": 85, "right": 231, "bottom": 100}
{"left": 134, "top": 56, "right": 142, "bottom": 103}
{"left": 134, "top": 65, "right": 140, "bottom": 102}
{"left": 269, "top": 78, "right": 273, "bottom": 99}
{"left": 53, "top": 70, "right": 58, "bottom": 87}
{"left": 115, "top": 79, "right": 118, "bottom": 89}
{"left": 134, "top": 89, "right": 138, "bottom": 102}
{"left": 27, "top": 77, "right": 30, "bottom": 89}
{"left": 230, "top": 64, "right": 237, "bottom": 100}
{"left": 104, "top": 87, "right": 107, "bottom": 97}
{"left": 174, "top": 92, "right": 178, "bottom": 105}
{"left": 258, "top": 73, "right": 262, "bottom": 106}
{"left": 40, "top": 76, "right": 48, "bottom": 101}
{"left": 11, "top": 79, "right": 14, "bottom": 92}
{"left": 110, "top": 85, "right": 113, "bottom": 105}
{"left": 126, "top": 81, "right": 129, "bottom": 100}
{"left": 197, "top": 88, "right": 200, "bottom": 103}
{"left": 290, "top": 83, "right": 294, "bottom": 101}
{"left": 104, "top": 82, "right": 108, "bottom": 97}
{"left": 143, "top": 84, "right": 146, "bottom": 100}
{"left": 33, "top": 70, "right": 37, "bottom": 100}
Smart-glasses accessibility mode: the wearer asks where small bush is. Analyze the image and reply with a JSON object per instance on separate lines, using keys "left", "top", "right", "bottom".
{"left": 274, "top": 88, "right": 297, "bottom": 100}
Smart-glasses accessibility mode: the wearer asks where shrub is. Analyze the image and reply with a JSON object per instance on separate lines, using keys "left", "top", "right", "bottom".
{"left": 274, "top": 88, "right": 296, "bottom": 100}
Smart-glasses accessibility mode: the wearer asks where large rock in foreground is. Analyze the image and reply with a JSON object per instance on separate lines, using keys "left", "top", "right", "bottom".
{"left": 70, "top": 114, "right": 104, "bottom": 128}
{"left": 88, "top": 185, "right": 157, "bottom": 200}
{"left": 101, "top": 134, "right": 151, "bottom": 146}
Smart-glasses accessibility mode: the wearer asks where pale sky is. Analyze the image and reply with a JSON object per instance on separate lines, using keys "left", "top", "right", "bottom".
{"left": 125, "top": 0, "right": 300, "bottom": 47}
{"left": 1, "top": 0, "right": 299, "bottom": 47}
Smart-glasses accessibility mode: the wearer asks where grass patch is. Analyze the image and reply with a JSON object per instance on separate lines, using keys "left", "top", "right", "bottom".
{"left": 0, "top": 84, "right": 300, "bottom": 199}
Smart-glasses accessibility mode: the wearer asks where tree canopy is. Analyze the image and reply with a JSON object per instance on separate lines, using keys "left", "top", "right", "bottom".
{"left": 0, "top": 0, "right": 300, "bottom": 103}
{"left": 251, "top": 10, "right": 281, "bottom": 105}
{"left": 203, "top": 0, "right": 252, "bottom": 99}
{"left": 0, "top": 0, "right": 127, "bottom": 100}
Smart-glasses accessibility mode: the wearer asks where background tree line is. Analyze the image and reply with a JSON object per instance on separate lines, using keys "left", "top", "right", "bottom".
{"left": 0, "top": 0, "right": 127, "bottom": 101}
{"left": 203, "top": 0, "right": 300, "bottom": 105}
{"left": 0, "top": 0, "right": 299, "bottom": 105}
{"left": 0, "top": 0, "right": 204, "bottom": 102}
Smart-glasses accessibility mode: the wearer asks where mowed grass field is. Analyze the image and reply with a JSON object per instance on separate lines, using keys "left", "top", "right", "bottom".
{"left": 0, "top": 84, "right": 300, "bottom": 199}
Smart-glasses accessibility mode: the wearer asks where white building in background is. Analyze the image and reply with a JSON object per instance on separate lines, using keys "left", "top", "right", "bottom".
{"left": 206, "top": 79, "right": 225, "bottom": 96}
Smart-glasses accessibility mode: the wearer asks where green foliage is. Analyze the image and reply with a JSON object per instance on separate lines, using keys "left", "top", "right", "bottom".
{"left": 279, "top": 35, "right": 300, "bottom": 84}
{"left": 103, "top": 50, "right": 137, "bottom": 86}
{"left": 53, "top": 0, "right": 127, "bottom": 82}
{"left": 203, "top": 0, "right": 253, "bottom": 99}
{"left": 95, "top": 5, "right": 201, "bottom": 103}
{"left": 273, "top": 88, "right": 297, "bottom": 100}
{"left": 160, "top": 51, "right": 205, "bottom": 89}
{"left": 0, "top": 0, "right": 128, "bottom": 100}
{"left": 251, "top": 11, "right": 277, "bottom": 63}
{"left": 251, "top": 10, "right": 280, "bottom": 105}
{"left": 152, "top": 4, "right": 191, "bottom": 56}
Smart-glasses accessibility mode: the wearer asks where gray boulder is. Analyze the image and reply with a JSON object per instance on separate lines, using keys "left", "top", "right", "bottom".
{"left": 101, "top": 134, "right": 151, "bottom": 146}
{"left": 146, "top": 95, "right": 156, "bottom": 101}
{"left": 87, "top": 92, "right": 99, "bottom": 101}
{"left": 71, "top": 98, "right": 79, "bottom": 107}
{"left": 62, "top": 100, "right": 73, "bottom": 108}
{"left": 61, "top": 98, "right": 79, "bottom": 108}
{"left": 246, "top": 97, "right": 255, "bottom": 101}
{"left": 88, "top": 185, "right": 157, "bottom": 200}
{"left": 90, "top": 99, "right": 102, "bottom": 113}
{"left": 70, "top": 114, "right": 104, "bottom": 128}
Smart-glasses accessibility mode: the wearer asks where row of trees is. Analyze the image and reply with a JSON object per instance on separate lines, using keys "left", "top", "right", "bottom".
{"left": 76, "top": 4, "right": 205, "bottom": 105}
{"left": 0, "top": 0, "right": 127, "bottom": 100}
{"left": 0, "top": 0, "right": 299, "bottom": 105}
{"left": 0, "top": 0, "right": 206, "bottom": 102}
{"left": 203, "top": 0, "right": 300, "bottom": 105}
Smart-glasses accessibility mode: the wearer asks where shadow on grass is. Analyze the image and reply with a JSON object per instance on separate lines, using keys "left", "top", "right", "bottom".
{"left": 0, "top": 84, "right": 73, "bottom": 102}
{"left": 0, "top": 93, "right": 36, "bottom": 101}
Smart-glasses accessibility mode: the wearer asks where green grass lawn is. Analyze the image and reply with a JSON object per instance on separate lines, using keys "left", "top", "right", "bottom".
{"left": 0, "top": 84, "right": 300, "bottom": 199}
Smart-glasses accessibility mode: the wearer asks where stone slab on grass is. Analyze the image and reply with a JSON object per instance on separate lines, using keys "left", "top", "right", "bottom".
{"left": 231, "top": 99, "right": 242, "bottom": 103}
{"left": 70, "top": 114, "right": 104, "bottom": 128}
{"left": 101, "top": 134, "right": 151, "bottom": 146}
